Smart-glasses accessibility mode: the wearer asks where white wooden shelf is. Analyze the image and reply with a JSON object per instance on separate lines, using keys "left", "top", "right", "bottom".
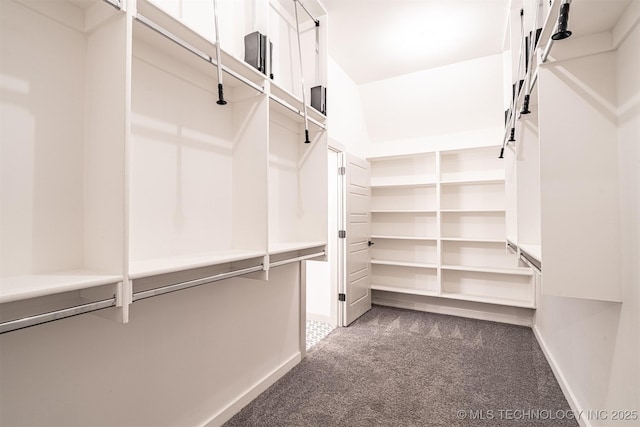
{"left": 519, "top": 244, "right": 541, "bottom": 263}
{"left": 440, "top": 209, "right": 506, "bottom": 213}
{"left": 371, "top": 260, "right": 437, "bottom": 269}
{"left": 268, "top": 242, "right": 327, "bottom": 255}
{"left": 371, "top": 235, "right": 438, "bottom": 241}
{"left": 439, "top": 292, "right": 535, "bottom": 309}
{"left": 440, "top": 171, "right": 505, "bottom": 184}
{"left": 441, "top": 265, "right": 532, "bottom": 276}
{"left": 440, "top": 237, "right": 505, "bottom": 243}
{"left": 370, "top": 180, "right": 436, "bottom": 188}
{"left": 371, "top": 284, "right": 439, "bottom": 298}
{"left": 371, "top": 210, "right": 437, "bottom": 214}
{"left": 129, "top": 250, "right": 266, "bottom": 280}
{"left": 369, "top": 145, "right": 532, "bottom": 309}
{"left": 0, "top": 271, "right": 122, "bottom": 304}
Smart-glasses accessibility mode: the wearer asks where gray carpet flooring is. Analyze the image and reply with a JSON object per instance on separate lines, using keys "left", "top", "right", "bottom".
{"left": 225, "top": 305, "right": 578, "bottom": 426}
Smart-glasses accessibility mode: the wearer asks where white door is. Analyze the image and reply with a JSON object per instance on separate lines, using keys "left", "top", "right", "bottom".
{"left": 339, "top": 153, "right": 371, "bottom": 326}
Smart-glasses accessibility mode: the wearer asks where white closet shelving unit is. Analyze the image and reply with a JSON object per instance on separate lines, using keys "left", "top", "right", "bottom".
{"left": 0, "top": 0, "right": 328, "bottom": 333}
{"left": 369, "top": 146, "right": 534, "bottom": 309}
{"left": 503, "top": 0, "right": 624, "bottom": 302}
{"left": 0, "top": 0, "right": 128, "bottom": 330}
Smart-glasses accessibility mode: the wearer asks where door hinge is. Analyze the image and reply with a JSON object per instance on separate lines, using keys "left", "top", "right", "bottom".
{"left": 338, "top": 166, "right": 346, "bottom": 175}
{"left": 338, "top": 230, "right": 346, "bottom": 239}
{"left": 338, "top": 293, "right": 346, "bottom": 302}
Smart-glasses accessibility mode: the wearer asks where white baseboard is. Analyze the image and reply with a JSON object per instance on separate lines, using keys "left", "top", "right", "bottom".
{"left": 373, "top": 295, "right": 533, "bottom": 327}
{"left": 202, "top": 352, "right": 302, "bottom": 427}
{"left": 532, "top": 325, "right": 589, "bottom": 427}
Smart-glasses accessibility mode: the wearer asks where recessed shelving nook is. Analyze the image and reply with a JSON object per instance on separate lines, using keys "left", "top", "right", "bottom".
{"left": 501, "top": 0, "right": 624, "bottom": 302}
{"left": 0, "top": 0, "right": 328, "bottom": 333}
{"left": 0, "top": 0, "right": 128, "bottom": 332}
{"left": 368, "top": 145, "right": 534, "bottom": 308}
{"left": 129, "top": 5, "right": 269, "bottom": 281}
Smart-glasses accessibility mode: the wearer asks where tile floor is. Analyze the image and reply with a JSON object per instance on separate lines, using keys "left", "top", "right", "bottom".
{"left": 305, "top": 320, "right": 334, "bottom": 350}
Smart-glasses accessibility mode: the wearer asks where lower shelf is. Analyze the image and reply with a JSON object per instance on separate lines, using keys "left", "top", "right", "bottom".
{"left": 439, "top": 292, "right": 535, "bottom": 309}
{"left": 0, "top": 271, "right": 122, "bottom": 304}
{"left": 371, "top": 284, "right": 438, "bottom": 297}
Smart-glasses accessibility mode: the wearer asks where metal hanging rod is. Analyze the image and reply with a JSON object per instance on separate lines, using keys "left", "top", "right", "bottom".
{"left": 135, "top": 14, "right": 265, "bottom": 95}
{"left": 269, "top": 251, "right": 326, "bottom": 268}
{"left": 0, "top": 297, "right": 116, "bottom": 334}
{"left": 270, "top": 94, "right": 326, "bottom": 130}
{"left": 294, "top": 0, "right": 320, "bottom": 26}
{"left": 132, "top": 264, "right": 264, "bottom": 302}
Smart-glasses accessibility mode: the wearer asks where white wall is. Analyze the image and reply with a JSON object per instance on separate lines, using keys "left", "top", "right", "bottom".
{"left": 0, "top": 265, "right": 302, "bottom": 426}
{"left": 327, "top": 56, "right": 370, "bottom": 158}
{"left": 533, "top": 21, "right": 640, "bottom": 426}
{"left": 359, "top": 53, "right": 504, "bottom": 147}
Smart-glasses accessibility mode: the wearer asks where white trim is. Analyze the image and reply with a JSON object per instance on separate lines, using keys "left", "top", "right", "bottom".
{"left": 372, "top": 295, "right": 533, "bottom": 327}
{"left": 202, "top": 352, "right": 302, "bottom": 427}
{"left": 532, "top": 325, "right": 588, "bottom": 427}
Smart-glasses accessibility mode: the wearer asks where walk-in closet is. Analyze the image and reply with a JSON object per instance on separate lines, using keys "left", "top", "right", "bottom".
{"left": 1, "top": 0, "right": 638, "bottom": 425}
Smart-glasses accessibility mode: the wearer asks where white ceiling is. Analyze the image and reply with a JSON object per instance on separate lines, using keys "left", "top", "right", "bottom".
{"left": 323, "top": 0, "right": 633, "bottom": 85}
{"left": 324, "top": 0, "right": 511, "bottom": 84}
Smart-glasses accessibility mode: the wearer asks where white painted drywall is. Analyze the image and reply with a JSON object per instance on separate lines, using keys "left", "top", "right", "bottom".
{"left": 359, "top": 53, "right": 504, "bottom": 145}
{"left": 533, "top": 21, "right": 640, "bottom": 425}
{"left": 327, "top": 56, "right": 370, "bottom": 158}
{"left": 0, "top": 265, "right": 301, "bottom": 426}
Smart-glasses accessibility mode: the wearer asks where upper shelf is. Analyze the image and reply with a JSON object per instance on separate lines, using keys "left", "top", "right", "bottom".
{"left": 269, "top": 81, "right": 327, "bottom": 125}
{"left": 135, "top": 0, "right": 267, "bottom": 92}
{"left": 0, "top": 271, "right": 122, "bottom": 304}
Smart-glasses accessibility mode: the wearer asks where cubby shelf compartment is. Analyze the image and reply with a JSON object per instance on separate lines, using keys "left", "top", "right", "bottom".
{"left": 441, "top": 211, "right": 506, "bottom": 241}
{"left": 130, "top": 21, "right": 269, "bottom": 279}
{"left": 440, "top": 181, "right": 505, "bottom": 211}
{"left": 135, "top": 0, "right": 267, "bottom": 92}
{"left": 440, "top": 146, "right": 504, "bottom": 183}
{"left": 268, "top": 0, "right": 327, "bottom": 104}
{"left": 371, "top": 264, "right": 439, "bottom": 295}
{"left": 372, "top": 212, "right": 438, "bottom": 240}
{"left": 371, "top": 237, "right": 437, "bottom": 265}
{"left": 370, "top": 152, "right": 437, "bottom": 188}
{"left": 441, "top": 269, "right": 535, "bottom": 309}
{"left": 372, "top": 185, "right": 437, "bottom": 213}
{"left": 268, "top": 99, "right": 328, "bottom": 253}
{"left": 0, "top": 0, "right": 127, "bottom": 305}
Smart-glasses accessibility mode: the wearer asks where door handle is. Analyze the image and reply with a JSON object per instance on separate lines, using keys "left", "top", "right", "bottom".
{"left": 368, "top": 241, "right": 375, "bottom": 247}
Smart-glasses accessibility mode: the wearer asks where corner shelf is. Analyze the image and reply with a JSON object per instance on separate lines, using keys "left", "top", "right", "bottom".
{"left": 369, "top": 145, "right": 534, "bottom": 309}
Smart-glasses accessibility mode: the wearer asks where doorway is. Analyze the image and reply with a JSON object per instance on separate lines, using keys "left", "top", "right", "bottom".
{"left": 305, "top": 147, "right": 341, "bottom": 349}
